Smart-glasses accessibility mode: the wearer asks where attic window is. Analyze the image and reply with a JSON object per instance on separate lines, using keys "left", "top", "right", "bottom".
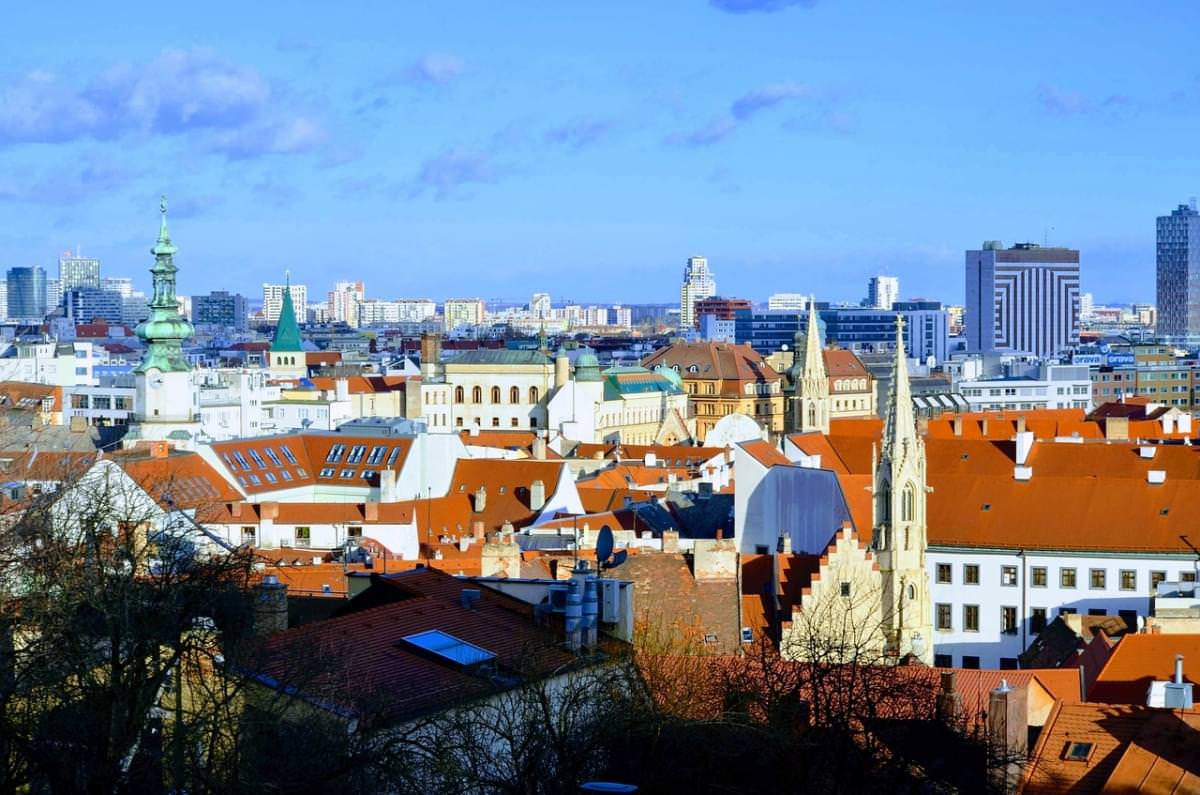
{"left": 981, "top": 504, "right": 991, "bottom": 512}
{"left": 1160, "top": 507, "right": 1170, "bottom": 516}
{"left": 960, "top": 453, "right": 969, "bottom": 460}
{"left": 1064, "top": 742, "right": 1094, "bottom": 761}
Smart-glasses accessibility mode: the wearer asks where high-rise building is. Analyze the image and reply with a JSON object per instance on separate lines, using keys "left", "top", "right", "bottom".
{"left": 965, "top": 241, "right": 1080, "bottom": 357}
{"left": 6, "top": 266, "right": 47, "bottom": 322}
{"left": 679, "top": 256, "right": 717, "bottom": 329}
{"left": 194, "top": 291, "right": 250, "bottom": 331}
{"left": 610, "top": 305, "right": 633, "bottom": 328}
{"left": 1156, "top": 203, "right": 1200, "bottom": 338}
{"left": 262, "top": 282, "right": 308, "bottom": 325}
{"left": 767, "top": 293, "right": 809, "bottom": 312}
{"left": 327, "top": 280, "right": 364, "bottom": 327}
{"left": 100, "top": 277, "right": 133, "bottom": 298}
{"left": 443, "top": 298, "right": 486, "bottom": 331}
{"left": 694, "top": 296, "right": 752, "bottom": 324}
{"left": 59, "top": 252, "right": 100, "bottom": 291}
{"left": 44, "top": 277, "right": 62, "bottom": 311}
{"left": 866, "top": 275, "right": 899, "bottom": 309}
{"left": 63, "top": 288, "right": 124, "bottom": 324}
{"left": 529, "top": 292, "right": 551, "bottom": 318}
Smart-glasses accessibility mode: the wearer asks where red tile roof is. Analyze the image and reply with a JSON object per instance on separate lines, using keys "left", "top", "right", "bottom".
{"left": 577, "top": 463, "right": 690, "bottom": 490}
{"left": 1089, "top": 634, "right": 1200, "bottom": 704}
{"left": 209, "top": 433, "right": 414, "bottom": 494}
{"left": 447, "top": 458, "right": 569, "bottom": 533}
{"left": 738, "top": 439, "right": 791, "bottom": 468}
{"left": 254, "top": 567, "right": 578, "bottom": 723}
{"left": 641, "top": 342, "right": 782, "bottom": 395}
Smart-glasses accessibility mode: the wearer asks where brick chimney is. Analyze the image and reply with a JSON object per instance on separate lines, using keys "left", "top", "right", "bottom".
{"left": 987, "top": 682, "right": 1028, "bottom": 794}
{"left": 472, "top": 520, "right": 485, "bottom": 542}
{"left": 481, "top": 533, "right": 521, "bottom": 578}
{"left": 363, "top": 501, "right": 379, "bottom": 522}
{"left": 937, "top": 670, "right": 963, "bottom": 729}
{"left": 254, "top": 575, "right": 288, "bottom": 635}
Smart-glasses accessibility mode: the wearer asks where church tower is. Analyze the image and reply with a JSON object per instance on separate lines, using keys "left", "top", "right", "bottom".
{"left": 872, "top": 317, "right": 933, "bottom": 664}
{"left": 131, "top": 197, "right": 200, "bottom": 446}
{"left": 269, "top": 275, "right": 306, "bottom": 378}
{"left": 790, "top": 298, "right": 830, "bottom": 434}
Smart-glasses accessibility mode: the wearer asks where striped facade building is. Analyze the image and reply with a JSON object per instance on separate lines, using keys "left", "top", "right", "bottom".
{"left": 965, "top": 242, "right": 1080, "bottom": 358}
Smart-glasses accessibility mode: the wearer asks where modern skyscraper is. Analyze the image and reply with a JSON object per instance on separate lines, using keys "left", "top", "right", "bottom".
{"left": 1156, "top": 203, "right": 1200, "bottom": 338}
{"left": 6, "top": 266, "right": 47, "bottom": 322}
{"left": 867, "top": 275, "right": 899, "bottom": 309}
{"left": 679, "top": 256, "right": 717, "bottom": 329}
{"left": 327, "top": 280, "right": 364, "bottom": 327}
{"left": 965, "top": 241, "right": 1080, "bottom": 357}
{"left": 194, "top": 291, "right": 250, "bottom": 331}
{"left": 262, "top": 282, "right": 308, "bottom": 324}
{"left": 59, "top": 251, "right": 101, "bottom": 291}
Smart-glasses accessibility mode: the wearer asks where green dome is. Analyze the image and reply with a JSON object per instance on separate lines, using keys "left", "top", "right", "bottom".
{"left": 574, "top": 349, "right": 603, "bottom": 382}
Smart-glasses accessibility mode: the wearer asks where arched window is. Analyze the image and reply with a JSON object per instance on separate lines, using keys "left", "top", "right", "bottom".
{"left": 907, "top": 583, "right": 916, "bottom": 601}
{"left": 455, "top": 386, "right": 464, "bottom": 403}
{"left": 529, "top": 386, "right": 539, "bottom": 404}
{"left": 491, "top": 386, "right": 501, "bottom": 404}
{"left": 472, "top": 386, "right": 482, "bottom": 403}
{"left": 901, "top": 483, "right": 915, "bottom": 522}
{"left": 510, "top": 386, "right": 520, "bottom": 403}
{"left": 808, "top": 403, "right": 816, "bottom": 427}
{"left": 880, "top": 484, "right": 891, "bottom": 523}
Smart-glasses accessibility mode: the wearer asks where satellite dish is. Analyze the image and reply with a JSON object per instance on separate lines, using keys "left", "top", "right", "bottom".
{"left": 595, "top": 525, "right": 614, "bottom": 565}
{"left": 603, "top": 549, "right": 628, "bottom": 570}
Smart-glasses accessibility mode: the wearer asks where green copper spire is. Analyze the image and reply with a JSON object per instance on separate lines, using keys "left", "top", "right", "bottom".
{"left": 271, "top": 275, "right": 303, "bottom": 353}
{"left": 135, "top": 196, "right": 194, "bottom": 374}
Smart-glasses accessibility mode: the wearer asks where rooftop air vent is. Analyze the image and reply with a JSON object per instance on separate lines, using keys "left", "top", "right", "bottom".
{"left": 1148, "top": 470, "right": 1166, "bottom": 485}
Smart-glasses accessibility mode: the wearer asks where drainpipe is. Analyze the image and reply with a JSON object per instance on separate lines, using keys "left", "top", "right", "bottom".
{"left": 1019, "top": 548, "right": 1027, "bottom": 657}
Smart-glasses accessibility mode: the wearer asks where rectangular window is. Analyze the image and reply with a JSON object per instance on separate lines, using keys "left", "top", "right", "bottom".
{"left": 280, "top": 444, "right": 299, "bottom": 465}
{"left": 232, "top": 451, "right": 251, "bottom": 471}
{"left": 247, "top": 474, "right": 261, "bottom": 486}
{"left": 1119, "top": 570, "right": 1137, "bottom": 591}
{"left": 492, "top": 417, "right": 500, "bottom": 427}
{"left": 934, "top": 654, "right": 952, "bottom": 668}
{"left": 1061, "top": 567, "right": 1077, "bottom": 588}
{"left": 264, "top": 447, "right": 283, "bottom": 466}
{"left": 348, "top": 525, "right": 363, "bottom": 538}
{"left": 936, "top": 603, "right": 952, "bottom": 631}
{"left": 1181, "top": 571, "right": 1197, "bottom": 583}
{"left": 1001, "top": 606, "right": 1018, "bottom": 634}
{"left": 248, "top": 449, "right": 267, "bottom": 469}
{"left": 366, "top": 445, "right": 387, "bottom": 465}
{"left": 386, "top": 446, "right": 403, "bottom": 466}
{"left": 1031, "top": 607, "right": 1047, "bottom": 634}
{"left": 962, "top": 655, "right": 980, "bottom": 670}
{"left": 263, "top": 472, "right": 277, "bottom": 483}
{"left": 1059, "top": 607, "right": 1077, "bottom": 616}
{"left": 999, "top": 657, "right": 1018, "bottom": 670}
{"left": 326, "top": 444, "right": 346, "bottom": 463}
{"left": 319, "top": 467, "right": 335, "bottom": 478}
{"left": 1087, "top": 608, "right": 1107, "bottom": 617}
{"left": 936, "top": 563, "right": 951, "bottom": 584}
{"left": 280, "top": 469, "right": 293, "bottom": 481}
{"left": 339, "top": 469, "right": 356, "bottom": 479}
{"left": 347, "top": 445, "right": 367, "bottom": 464}
{"left": 963, "top": 604, "right": 979, "bottom": 632}
{"left": 294, "top": 526, "right": 311, "bottom": 542}
{"left": 1001, "top": 565, "right": 1018, "bottom": 587}
{"left": 1090, "top": 568, "right": 1107, "bottom": 590}
{"left": 240, "top": 525, "right": 256, "bottom": 542}
{"left": 964, "top": 564, "right": 980, "bottom": 585}
{"left": 1031, "top": 566, "right": 1047, "bottom": 587}
{"left": 1151, "top": 571, "right": 1167, "bottom": 591}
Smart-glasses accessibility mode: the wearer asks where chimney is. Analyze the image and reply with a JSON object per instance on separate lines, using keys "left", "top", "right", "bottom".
{"left": 952, "top": 416, "right": 963, "bottom": 437}
{"left": 259, "top": 501, "right": 279, "bottom": 521}
{"left": 474, "top": 486, "right": 487, "bottom": 513}
{"left": 230, "top": 501, "right": 243, "bottom": 519}
{"left": 363, "top": 501, "right": 379, "bottom": 522}
{"left": 565, "top": 578, "right": 583, "bottom": 652}
{"left": 1014, "top": 431, "right": 1035, "bottom": 465}
{"left": 662, "top": 530, "right": 680, "bottom": 553}
{"left": 481, "top": 530, "right": 520, "bottom": 578}
{"left": 472, "top": 520, "right": 485, "bottom": 542}
{"left": 980, "top": 418, "right": 989, "bottom": 437}
{"left": 254, "top": 575, "right": 288, "bottom": 635}
{"left": 1016, "top": 415, "right": 1026, "bottom": 435}
{"left": 379, "top": 469, "right": 397, "bottom": 502}
{"left": 150, "top": 441, "right": 169, "bottom": 459}
{"left": 1163, "top": 654, "right": 1195, "bottom": 709}
{"left": 420, "top": 332, "right": 442, "bottom": 378}
{"left": 937, "top": 671, "right": 964, "bottom": 730}
{"left": 987, "top": 682, "right": 1028, "bottom": 794}
{"left": 532, "top": 436, "right": 547, "bottom": 460}
{"left": 1106, "top": 416, "right": 1130, "bottom": 441}
{"left": 529, "top": 479, "right": 546, "bottom": 512}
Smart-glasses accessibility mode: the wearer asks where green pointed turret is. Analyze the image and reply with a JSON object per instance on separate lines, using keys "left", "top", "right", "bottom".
{"left": 135, "top": 196, "right": 194, "bottom": 374}
{"left": 271, "top": 278, "right": 303, "bottom": 353}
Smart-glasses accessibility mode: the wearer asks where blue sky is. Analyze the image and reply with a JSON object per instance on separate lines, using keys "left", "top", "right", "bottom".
{"left": 2, "top": 2, "right": 1197, "bottom": 306}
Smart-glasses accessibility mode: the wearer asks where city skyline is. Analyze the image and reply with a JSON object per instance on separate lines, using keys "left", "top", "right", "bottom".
{"left": 3, "top": 3, "right": 1200, "bottom": 304}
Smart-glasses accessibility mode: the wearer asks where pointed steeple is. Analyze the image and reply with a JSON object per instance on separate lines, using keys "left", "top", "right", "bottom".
{"left": 883, "top": 315, "right": 916, "bottom": 459}
{"left": 271, "top": 274, "right": 303, "bottom": 353}
{"left": 135, "top": 195, "right": 193, "bottom": 374}
{"left": 791, "top": 296, "right": 830, "bottom": 434}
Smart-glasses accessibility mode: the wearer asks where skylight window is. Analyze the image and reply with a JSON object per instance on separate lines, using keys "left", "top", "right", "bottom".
{"left": 981, "top": 503, "right": 992, "bottom": 512}
{"left": 347, "top": 445, "right": 367, "bottom": 464}
{"left": 326, "top": 444, "right": 346, "bottom": 463}
{"left": 232, "top": 451, "right": 251, "bottom": 471}
{"left": 319, "top": 467, "right": 335, "bottom": 478}
{"left": 280, "top": 444, "right": 299, "bottom": 465}
{"left": 340, "top": 469, "right": 356, "bottom": 479}
{"left": 249, "top": 449, "right": 268, "bottom": 469}
{"left": 367, "top": 445, "right": 387, "bottom": 465}
{"left": 263, "top": 472, "right": 277, "bottom": 483}
{"left": 386, "top": 446, "right": 402, "bottom": 466}
{"left": 248, "top": 474, "right": 261, "bottom": 486}
{"left": 264, "top": 447, "right": 282, "bottom": 466}
{"left": 400, "top": 629, "right": 496, "bottom": 668}
{"left": 280, "top": 469, "right": 293, "bottom": 481}
{"left": 1065, "top": 742, "right": 1093, "bottom": 761}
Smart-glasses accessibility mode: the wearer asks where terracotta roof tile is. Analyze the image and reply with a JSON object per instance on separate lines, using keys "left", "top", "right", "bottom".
{"left": 1089, "top": 635, "right": 1200, "bottom": 704}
